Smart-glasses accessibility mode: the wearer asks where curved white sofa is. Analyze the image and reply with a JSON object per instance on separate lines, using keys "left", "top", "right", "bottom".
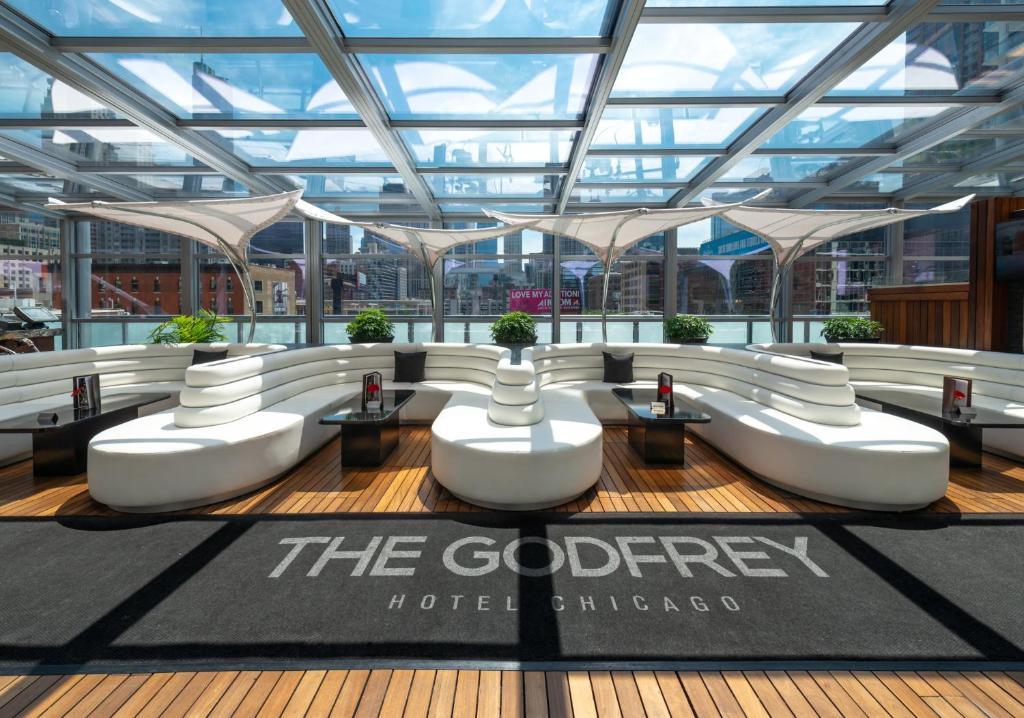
{"left": 0, "top": 342, "right": 283, "bottom": 467}
{"left": 531, "top": 344, "right": 950, "bottom": 511}
{"left": 751, "top": 342, "right": 1024, "bottom": 462}
{"left": 87, "top": 343, "right": 603, "bottom": 513}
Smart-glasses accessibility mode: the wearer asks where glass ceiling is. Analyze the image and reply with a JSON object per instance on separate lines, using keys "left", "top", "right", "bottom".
{"left": 0, "top": 0, "right": 1020, "bottom": 218}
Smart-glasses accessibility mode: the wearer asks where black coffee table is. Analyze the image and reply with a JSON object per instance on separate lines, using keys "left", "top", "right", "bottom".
{"left": 0, "top": 392, "right": 171, "bottom": 477}
{"left": 855, "top": 387, "right": 1024, "bottom": 468}
{"left": 612, "top": 388, "right": 711, "bottom": 465}
{"left": 320, "top": 390, "right": 416, "bottom": 466}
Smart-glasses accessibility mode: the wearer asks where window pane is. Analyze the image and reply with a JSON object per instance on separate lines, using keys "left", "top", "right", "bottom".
{"left": 719, "top": 155, "right": 851, "bottom": 183}
{"left": 249, "top": 222, "right": 305, "bottom": 255}
{"left": 613, "top": 23, "right": 858, "bottom": 97}
{"left": 0, "top": 128, "right": 199, "bottom": 166}
{"left": 793, "top": 258, "right": 888, "bottom": 315}
{"left": 677, "top": 259, "right": 771, "bottom": 315}
{"left": 676, "top": 218, "right": 770, "bottom": 255}
{"left": 84, "top": 257, "right": 183, "bottom": 317}
{"left": 204, "top": 129, "right": 388, "bottom": 166}
{"left": 903, "top": 259, "right": 970, "bottom": 284}
{"left": 401, "top": 129, "right": 575, "bottom": 167}
{"left": 607, "top": 259, "right": 663, "bottom": 315}
{"left": 360, "top": 54, "right": 599, "bottom": 120}
{"left": 0, "top": 175, "right": 78, "bottom": 195}
{"left": 90, "top": 54, "right": 356, "bottom": 119}
{"left": 581, "top": 156, "right": 710, "bottom": 183}
{"left": 324, "top": 224, "right": 430, "bottom": 254}
{"left": 327, "top": 0, "right": 614, "bottom": 37}
{"left": 113, "top": 174, "right": 249, "bottom": 196}
{"left": 287, "top": 175, "right": 409, "bottom": 198}
{"left": 7, "top": 0, "right": 301, "bottom": 36}
{"left": 443, "top": 257, "right": 553, "bottom": 316}
{"left": 903, "top": 206, "right": 970, "bottom": 257}
{"left": 202, "top": 258, "right": 306, "bottom": 318}
{"left": 0, "top": 53, "right": 118, "bottom": 119}
{"left": 322, "top": 256, "right": 432, "bottom": 316}
{"left": 593, "top": 107, "right": 764, "bottom": 149}
{"left": 425, "top": 174, "right": 559, "bottom": 198}
{"left": 0, "top": 212, "right": 61, "bottom": 328}
{"left": 650, "top": 0, "right": 885, "bottom": 4}
{"left": 445, "top": 227, "right": 549, "bottom": 256}
{"left": 764, "top": 105, "right": 950, "bottom": 149}
{"left": 571, "top": 187, "right": 679, "bottom": 203}
{"left": 832, "top": 22, "right": 1024, "bottom": 97}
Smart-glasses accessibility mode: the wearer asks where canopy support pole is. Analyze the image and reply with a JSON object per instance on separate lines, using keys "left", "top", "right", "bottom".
{"left": 93, "top": 204, "right": 257, "bottom": 343}
{"left": 769, "top": 238, "right": 806, "bottom": 343}
{"left": 419, "top": 244, "right": 438, "bottom": 343}
{"left": 601, "top": 216, "right": 632, "bottom": 343}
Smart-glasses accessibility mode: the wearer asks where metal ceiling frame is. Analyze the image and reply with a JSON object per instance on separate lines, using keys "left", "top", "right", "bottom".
{"left": 895, "top": 138, "right": 1024, "bottom": 201}
{"left": 0, "top": 0, "right": 1019, "bottom": 217}
{"left": 555, "top": 0, "right": 646, "bottom": 215}
{"left": 667, "top": 0, "right": 944, "bottom": 208}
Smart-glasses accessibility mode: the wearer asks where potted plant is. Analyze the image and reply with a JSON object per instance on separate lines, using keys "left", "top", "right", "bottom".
{"left": 664, "top": 314, "right": 714, "bottom": 344}
{"left": 820, "top": 316, "right": 884, "bottom": 343}
{"left": 346, "top": 308, "right": 395, "bottom": 343}
{"left": 148, "top": 308, "right": 230, "bottom": 344}
{"left": 490, "top": 311, "right": 537, "bottom": 361}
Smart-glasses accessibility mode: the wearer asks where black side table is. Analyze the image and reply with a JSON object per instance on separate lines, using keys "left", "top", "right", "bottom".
{"left": 611, "top": 387, "right": 711, "bottom": 465}
{"left": 0, "top": 392, "right": 171, "bottom": 477}
{"left": 320, "top": 390, "right": 416, "bottom": 466}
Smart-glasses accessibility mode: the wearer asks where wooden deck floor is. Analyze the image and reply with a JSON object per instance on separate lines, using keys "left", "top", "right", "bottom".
{"left": 3, "top": 426, "right": 1024, "bottom": 517}
{"left": 3, "top": 429, "right": 1024, "bottom": 716}
{"left": 3, "top": 668, "right": 1024, "bottom": 718}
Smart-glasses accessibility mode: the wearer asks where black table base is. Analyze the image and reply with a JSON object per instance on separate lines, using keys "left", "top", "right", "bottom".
{"left": 341, "top": 411, "right": 401, "bottom": 466}
{"left": 626, "top": 414, "right": 687, "bottom": 465}
{"left": 32, "top": 405, "right": 142, "bottom": 477}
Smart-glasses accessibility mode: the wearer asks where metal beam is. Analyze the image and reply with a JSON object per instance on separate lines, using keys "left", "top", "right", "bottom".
{"left": 556, "top": 0, "right": 646, "bottom": 215}
{"left": 50, "top": 35, "right": 611, "bottom": 54}
{"left": 282, "top": 0, "right": 440, "bottom": 220}
{"left": 0, "top": 135, "right": 151, "bottom": 200}
{"left": 792, "top": 83, "right": 1024, "bottom": 207}
{"left": 0, "top": 4, "right": 292, "bottom": 197}
{"left": 0, "top": 191, "right": 61, "bottom": 217}
{"left": 668, "top": 0, "right": 943, "bottom": 208}
{"left": 895, "top": 138, "right": 1024, "bottom": 201}
{"left": 641, "top": 5, "right": 889, "bottom": 23}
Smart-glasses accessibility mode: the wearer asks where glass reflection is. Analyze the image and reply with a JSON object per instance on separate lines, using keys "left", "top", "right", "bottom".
{"left": 6, "top": 0, "right": 299, "bottom": 36}
{"left": 360, "top": 54, "right": 598, "bottom": 119}
{"left": 613, "top": 23, "right": 857, "bottom": 97}
{"left": 91, "top": 53, "right": 355, "bottom": 119}
{"left": 204, "top": 129, "right": 389, "bottom": 166}
{"left": 718, "top": 156, "right": 849, "bottom": 183}
{"left": 0, "top": 53, "right": 117, "bottom": 118}
{"left": 327, "top": 0, "right": 614, "bottom": 37}
{"left": 425, "top": 175, "right": 559, "bottom": 197}
{"left": 401, "top": 129, "right": 575, "bottom": 166}
{"left": 581, "top": 156, "right": 709, "bottom": 183}
{"left": 764, "top": 105, "right": 949, "bottom": 148}
{"left": 592, "top": 107, "right": 764, "bottom": 149}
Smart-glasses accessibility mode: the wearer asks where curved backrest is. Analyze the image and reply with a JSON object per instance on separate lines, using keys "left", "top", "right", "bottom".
{"left": 750, "top": 343, "right": 1024, "bottom": 404}
{"left": 532, "top": 343, "right": 860, "bottom": 426}
{"left": 175, "top": 343, "right": 508, "bottom": 428}
{"left": 0, "top": 343, "right": 284, "bottom": 406}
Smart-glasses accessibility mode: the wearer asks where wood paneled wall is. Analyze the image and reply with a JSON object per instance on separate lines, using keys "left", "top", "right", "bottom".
{"left": 868, "top": 283, "right": 970, "bottom": 348}
{"left": 969, "top": 198, "right": 1024, "bottom": 351}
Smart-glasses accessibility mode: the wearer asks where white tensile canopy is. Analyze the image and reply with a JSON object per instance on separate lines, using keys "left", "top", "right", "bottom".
{"left": 46, "top": 191, "right": 304, "bottom": 342}
{"left": 711, "top": 195, "right": 976, "bottom": 340}
{"left": 294, "top": 202, "right": 538, "bottom": 340}
{"left": 484, "top": 204, "right": 746, "bottom": 340}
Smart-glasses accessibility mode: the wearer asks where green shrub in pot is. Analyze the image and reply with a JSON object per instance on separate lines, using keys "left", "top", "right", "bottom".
{"left": 149, "top": 308, "right": 230, "bottom": 344}
{"left": 346, "top": 309, "right": 395, "bottom": 343}
{"left": 664, "top": 314, "right": 714, "bottom": 344}
{"left": 820, "top": 316, "right": 883, "bottom": 343}
{"left": 489, "top": 311, "right": 538, "bottom": 346}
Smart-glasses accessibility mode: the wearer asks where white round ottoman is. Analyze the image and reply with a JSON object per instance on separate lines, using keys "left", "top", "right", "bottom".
{"left": 431, "top": 393, "right": 603, "bottom": 510}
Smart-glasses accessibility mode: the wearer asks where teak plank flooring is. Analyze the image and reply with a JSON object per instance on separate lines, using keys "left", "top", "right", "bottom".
{"left": 3, "top": 669, "right": 1022, "bottom": 717}
{"left": 2, "top": 426, "right": 1023, "bottom": 517}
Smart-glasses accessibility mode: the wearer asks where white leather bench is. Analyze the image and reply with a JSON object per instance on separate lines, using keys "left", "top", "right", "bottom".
{"left": 751, "top": 342, "right": 1024, "bottom": 463}
{"left": 532, "top": 344, "right": 950, "bottom": 512}
{"left": 88, "top": 343, "right": 603, "bottom": 512}
{"left": 0, "top": 342, "right": 283, "bottom": 467}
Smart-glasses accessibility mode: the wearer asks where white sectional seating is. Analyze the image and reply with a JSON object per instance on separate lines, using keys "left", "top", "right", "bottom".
{"left": 532, "top": 344, "right": 950, "bottom": 511}
{"left": 87, "top": 343, "right": 604, "bottom": 513}
{"left": 0, "top": 342, "right": 283, "bottom": 467}
{"left": 751, "top": 342, "right": 1024, "bottom": 462}
{"left": 83, "top": 340, "right": 957, "bottom": 513}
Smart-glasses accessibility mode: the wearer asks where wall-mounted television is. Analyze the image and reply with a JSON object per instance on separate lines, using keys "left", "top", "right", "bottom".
{"left": 996, "top": 218, "right": 1024, "bottom": 282}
